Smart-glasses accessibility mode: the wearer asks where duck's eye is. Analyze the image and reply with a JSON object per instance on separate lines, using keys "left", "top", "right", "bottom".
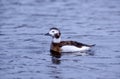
{"left": 52, "top": 31, "right": 55, "bottom": 33}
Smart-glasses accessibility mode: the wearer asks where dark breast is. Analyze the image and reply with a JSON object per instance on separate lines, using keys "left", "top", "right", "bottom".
{"left": 50, "top": 43, "right": 61, "bottom": 52}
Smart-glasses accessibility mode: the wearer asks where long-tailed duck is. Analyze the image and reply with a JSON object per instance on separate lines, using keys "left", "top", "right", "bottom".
{"left": 45, "top": 27, "right": 95, "bottom": 53}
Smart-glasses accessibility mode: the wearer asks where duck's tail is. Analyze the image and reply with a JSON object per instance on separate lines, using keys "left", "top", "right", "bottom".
{"left": 88, "top": 44, "right": 96, "bottom": 47}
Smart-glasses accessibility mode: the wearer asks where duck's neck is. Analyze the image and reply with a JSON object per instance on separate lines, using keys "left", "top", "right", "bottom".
{"left": 52, "top": 37, "right": 61, "bottom": 43}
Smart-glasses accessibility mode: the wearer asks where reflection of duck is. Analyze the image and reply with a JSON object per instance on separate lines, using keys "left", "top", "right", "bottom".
{"left": 45, "top": 27, "right": 95, "bottom": 54}
{"left": 50, "top": 50, "right": 61, "bottom": 58}
{"left": 51, "top": 56, "right": 61, "bottom": 64}
{"left": 50, "top": 50, "right": 61, "bottom": 64}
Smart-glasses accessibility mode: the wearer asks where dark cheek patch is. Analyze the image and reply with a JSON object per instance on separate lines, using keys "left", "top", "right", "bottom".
{"left": 55, "top": 33, "right": 61, "bottom": 38}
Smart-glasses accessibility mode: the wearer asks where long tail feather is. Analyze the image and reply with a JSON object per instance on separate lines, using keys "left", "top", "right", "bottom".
{"left": 89, "top": 44, "right": 96, "bottom": 47}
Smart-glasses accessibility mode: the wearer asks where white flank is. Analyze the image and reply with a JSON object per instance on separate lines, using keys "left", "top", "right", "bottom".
{"left": 61, "top": 45, "right": 90, "bottom": 52}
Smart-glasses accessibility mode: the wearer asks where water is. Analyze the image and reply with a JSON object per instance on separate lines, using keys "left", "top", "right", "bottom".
{"left": 0, "top": 0, "right": 120, "bottom": 79}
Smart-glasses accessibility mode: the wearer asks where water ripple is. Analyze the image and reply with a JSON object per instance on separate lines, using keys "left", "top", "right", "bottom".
{"left": 0, "top": 0, "right": 120, "bottom": 79}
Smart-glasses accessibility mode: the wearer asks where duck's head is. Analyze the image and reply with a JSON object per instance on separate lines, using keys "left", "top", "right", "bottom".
{"left": 45, "top": 27, "right": 61, "bottom": 38}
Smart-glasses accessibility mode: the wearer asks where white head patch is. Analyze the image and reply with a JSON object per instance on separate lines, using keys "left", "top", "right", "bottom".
{"left": 49, "top": 29, "right": 60, "bottom": 37}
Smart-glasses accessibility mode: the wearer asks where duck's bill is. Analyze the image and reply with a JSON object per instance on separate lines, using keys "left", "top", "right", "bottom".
{"left": 45, "top": 33, "right": 50, "bottom": 36}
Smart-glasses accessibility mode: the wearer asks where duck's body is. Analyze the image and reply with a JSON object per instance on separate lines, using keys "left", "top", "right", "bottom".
{"left": 45, "top": 27, "right": 95, "bottom": 53}
{"left": 51, "top": 41, "right": 94, "bottom": 53}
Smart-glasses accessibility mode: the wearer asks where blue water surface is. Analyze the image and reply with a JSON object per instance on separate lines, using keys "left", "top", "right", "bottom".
{"left": 0, "top": 0, "right": 120, "bottom": 79}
